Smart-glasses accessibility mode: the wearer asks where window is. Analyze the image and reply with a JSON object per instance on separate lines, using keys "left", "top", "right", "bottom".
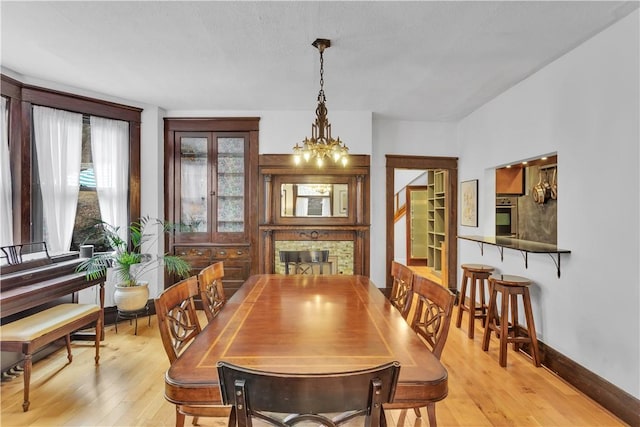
{"left": 0, "top": 74, "right": 141, "bottom": 251}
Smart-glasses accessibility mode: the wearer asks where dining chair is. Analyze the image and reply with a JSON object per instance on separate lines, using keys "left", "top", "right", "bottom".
{"left": 197, "top": 261, "right": 226, "bottom": 322}
{"left": 279, "top": 250, "right": 300, "bottom": 275}
{"left": 385, "top": 274, "right": 455, "bottom": 427}
{"left": 390, "top": 261, "right": 414, "bottom": 319}
{"left": 217, "top": 360, "right": 401, "bottom": 427}
{"left": 298, "top": 249, "right": 330, "bottom": 274}
{"left": 279, "top": 250, "right": 330, "bottom": 275}
{"left": 154, "top": 276, "right": 231, "bottom": 427}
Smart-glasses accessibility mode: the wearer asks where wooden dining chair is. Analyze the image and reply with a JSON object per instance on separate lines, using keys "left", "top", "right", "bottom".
{"left": 154, "top": 276, "right": 231, "bottom": 427}
{"left": 197, "top": 261, "right": 226, "bottom": 322}
{"left": 279, "top": 250, "right": 300, "bottom": 275}
{"left": 217, "top": 360, "right": 401, "bottom": 427}
{"left": 385, "top": 274, "right": 455, "bottom": 427}
{"left": 279, "top": 250, "right": 330, "bottom": 275}
{"left": 298, "top": 249, "right": 330, "bottom": 274}
{"left": 390, "top": 261, "right": 414, "bottom": 319}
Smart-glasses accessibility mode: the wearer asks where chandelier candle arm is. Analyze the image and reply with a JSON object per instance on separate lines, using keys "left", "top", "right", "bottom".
{"left": 293, "top": 38, "right": 349, "bottom": 167}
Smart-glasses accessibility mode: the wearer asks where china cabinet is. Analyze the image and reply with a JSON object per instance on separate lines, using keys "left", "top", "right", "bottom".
{"left": 164, "top": 118, "right": 259, "bottom": 296}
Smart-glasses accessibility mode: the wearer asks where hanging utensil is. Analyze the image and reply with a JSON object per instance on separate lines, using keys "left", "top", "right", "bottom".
{"left": 550, "top": 168, "right": 557, "bottom": 200}
{"left": 532, "top": 168, "right": 546, "bottom": 204}
{"left": 542, "top": 169, "right": 552, "bottom": 202}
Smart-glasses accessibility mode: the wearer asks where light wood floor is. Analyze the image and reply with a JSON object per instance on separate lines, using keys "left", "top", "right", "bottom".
{"left": 0, "top": 311, "right": 625, "bottom": 427}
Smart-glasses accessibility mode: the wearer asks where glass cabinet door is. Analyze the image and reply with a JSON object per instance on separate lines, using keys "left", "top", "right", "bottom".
{"left": 216, "top": 136, "right": 245, "bottom": 233}
{"left": 179, "top": 134, "right": 210, "bottom": 235}
{"left": 175, "top": 132, "right": 249, "bottom": 243}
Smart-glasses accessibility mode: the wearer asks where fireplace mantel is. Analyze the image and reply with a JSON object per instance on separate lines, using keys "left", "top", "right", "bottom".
{"left": 258, "top": 155, "right": 371, "bottom": 275}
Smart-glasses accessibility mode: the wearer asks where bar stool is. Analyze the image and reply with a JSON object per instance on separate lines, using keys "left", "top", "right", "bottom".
{"left": 456, "top": 264, "right": 495, "bottom": 338}
{"left": 482, "top": 274, "right": 541, "bottom": 367}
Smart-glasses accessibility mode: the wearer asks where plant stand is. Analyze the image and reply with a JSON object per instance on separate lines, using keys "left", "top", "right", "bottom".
{"left": 115, "top": 304, "right": 151, "bottom": 336}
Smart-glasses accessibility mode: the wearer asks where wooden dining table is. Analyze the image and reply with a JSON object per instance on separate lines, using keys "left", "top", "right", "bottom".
{"left": 164, "top": 274, "right": 448, "bottom": 407}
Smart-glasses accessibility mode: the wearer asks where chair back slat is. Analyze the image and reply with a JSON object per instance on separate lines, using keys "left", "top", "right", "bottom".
{"left": 409, "top": 275, "right": 455, "bottom": 359}
{"left": 390, "top": 261, "right": 414, "bottom": 319}
{"left": 154, "top": 276, "right": 202, "bottom": 363}
{"left": 218, "top": 361, "right": 401, "bottom": 427}
{"left": 197, "top": 262, "right": 226, "bottom": 322}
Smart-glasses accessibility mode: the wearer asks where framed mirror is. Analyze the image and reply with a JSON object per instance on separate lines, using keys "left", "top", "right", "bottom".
{"left": 281, "top": 183, "right": 349, "bottom": 217}
{"left": 273, "top": 176, "right": 355, "bottom": 224}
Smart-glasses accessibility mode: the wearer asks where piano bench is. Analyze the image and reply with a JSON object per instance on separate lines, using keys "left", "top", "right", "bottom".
{"left": 0, "top": 303, "right": 103, "bottom": 412}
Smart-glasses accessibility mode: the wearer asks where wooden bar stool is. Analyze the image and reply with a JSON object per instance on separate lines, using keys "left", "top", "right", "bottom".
{"left": 482, "top": 274, "right": 541, "bottom": 367}
{"left": 456, "top": 264, "right": 494, "bottom": 338}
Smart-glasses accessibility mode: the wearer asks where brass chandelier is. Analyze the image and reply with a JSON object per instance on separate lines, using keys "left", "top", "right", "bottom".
{"left": 293, "top": 39, "right": 349, "bottom": 167}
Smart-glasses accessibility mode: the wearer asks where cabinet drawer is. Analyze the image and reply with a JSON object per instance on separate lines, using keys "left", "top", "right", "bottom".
{"left": 174, "top": 247, "right": 213, "bottom": 267}
{"left": 212, "top": 247, "right": 250, "bottom": 260}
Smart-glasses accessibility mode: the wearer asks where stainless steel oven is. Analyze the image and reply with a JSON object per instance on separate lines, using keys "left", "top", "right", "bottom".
{"left": 496, "top": 197, "right": 518, "bottom": 237}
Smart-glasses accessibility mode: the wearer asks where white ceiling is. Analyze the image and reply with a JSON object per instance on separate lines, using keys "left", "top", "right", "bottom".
{"left": 2, "top": 1, "right": 637, "bottom": 121}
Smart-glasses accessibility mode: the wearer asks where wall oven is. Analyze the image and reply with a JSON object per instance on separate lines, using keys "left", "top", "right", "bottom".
{"left": 496, "top": 197, "right": 518, "bottom": 237}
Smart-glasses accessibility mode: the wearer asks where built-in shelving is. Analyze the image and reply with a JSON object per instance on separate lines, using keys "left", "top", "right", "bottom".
{"left": 427, "top": 170, "right": 447, "bottom": 272}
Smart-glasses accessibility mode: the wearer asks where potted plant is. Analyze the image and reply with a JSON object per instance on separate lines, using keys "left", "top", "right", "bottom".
{"left": 77, "top": 216, "right": 191, "bottom": 311}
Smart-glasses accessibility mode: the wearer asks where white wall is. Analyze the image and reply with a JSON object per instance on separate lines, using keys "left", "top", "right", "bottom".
{"left": 456, "top": 10, "right": 639, "bottom": 397}
{"left": 370, "top": 120, "right": 458, "bottom": 286}
{"left": 164, "top": 110, "right": 373, "bottom": 156}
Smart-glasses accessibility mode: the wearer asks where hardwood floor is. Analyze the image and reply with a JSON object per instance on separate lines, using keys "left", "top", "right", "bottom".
{"left": 0, "top": 311, "right": 625, "bottom": 427}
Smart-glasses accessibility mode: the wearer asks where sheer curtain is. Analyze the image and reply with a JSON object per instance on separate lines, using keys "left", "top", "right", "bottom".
{"left": 0, "top": 97, "right": 12, "bottom": 246}
{"left": 33, "top": 106, "right": 82, "bottom": 254}
{"left": 90, "top": 116, "right": 129, "bottom": 238}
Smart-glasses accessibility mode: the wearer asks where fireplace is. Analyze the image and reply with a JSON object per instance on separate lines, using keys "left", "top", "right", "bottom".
{"left": 258, "top": 154, "right": 371, "bottom": 276}
{"left": 274, "top": 241, "right": 353, "bottom": 275}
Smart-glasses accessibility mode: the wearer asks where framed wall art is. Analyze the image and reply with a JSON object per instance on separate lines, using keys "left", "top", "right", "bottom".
{"left": 461, "top": 179, "right": 478, "bottom": 227}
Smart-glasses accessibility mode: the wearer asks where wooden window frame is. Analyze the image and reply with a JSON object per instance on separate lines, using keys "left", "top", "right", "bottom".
{"left": 1, "top": 74, "right": 142, "bottom": 244}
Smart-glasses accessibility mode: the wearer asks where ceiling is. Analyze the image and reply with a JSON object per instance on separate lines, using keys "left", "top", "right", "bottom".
{"left": 1, "top": 1, "right": 637, "bottom": 121}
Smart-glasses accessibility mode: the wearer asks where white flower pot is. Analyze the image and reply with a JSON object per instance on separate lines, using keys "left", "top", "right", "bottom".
{"left": 113, "top": 281, "right": 149, "bottom": 312}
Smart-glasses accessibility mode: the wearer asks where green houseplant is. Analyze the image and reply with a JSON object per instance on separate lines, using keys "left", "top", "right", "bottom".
{"left": 77, "top": 216, "right": 191, "bottom": 311}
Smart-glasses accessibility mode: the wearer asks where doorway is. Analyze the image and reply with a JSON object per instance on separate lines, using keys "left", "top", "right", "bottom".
{"left": 385, "top": 155, "right": 458, "bottom": 293}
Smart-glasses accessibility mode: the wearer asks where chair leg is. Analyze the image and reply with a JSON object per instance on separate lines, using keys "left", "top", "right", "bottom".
{"left": 510, "top": 293, "right": 519, "bottom": 352}
{"left": 482, "top": 287, "right": 497, "bottom": 351}
{"left": 499, "top": 288, "right": 510, "bottom": 367}
{"left": 65, "top": 334, "right": 73, "bottom": 363}
{"left": 426, "top": 403, "right": 437, "bottom": 427}
{"left": 467, "top": 275, "right": 477, "bottom": 338}
{"left": 413, "top": 406, "right": 421, "bottom": 417}
{"left": 522, "top": 287, "right": 541, "bottom": 367}
{"left": 191, "top": 416, "right": 199, "bottom": 425}
{"left": 175, "top": 405, "right": 186, "bottom": 427}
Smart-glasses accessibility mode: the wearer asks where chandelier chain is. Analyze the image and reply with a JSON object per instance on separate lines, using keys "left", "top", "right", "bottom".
{"left": 318, "top": 49, "right": 325, "bottom": 103}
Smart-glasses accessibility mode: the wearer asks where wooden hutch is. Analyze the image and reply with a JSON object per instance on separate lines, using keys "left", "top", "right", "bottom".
{"left": 164, "top": 117, "right": 259, "bottom": 297}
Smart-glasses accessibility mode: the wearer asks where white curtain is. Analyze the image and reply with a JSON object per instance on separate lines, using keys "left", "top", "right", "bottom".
{"left": 33, "top": 106, "right": 82, "bottom": 254}
{"left": 0, "top": 97, "right": 13, "bottom": 246}
{"left": 90, "top": 116, "right": 129, "bottom": 238}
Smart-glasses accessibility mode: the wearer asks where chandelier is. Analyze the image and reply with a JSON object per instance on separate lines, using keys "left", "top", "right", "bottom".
{"left": 293, "top": 39, "right": 349, "bottom": 167}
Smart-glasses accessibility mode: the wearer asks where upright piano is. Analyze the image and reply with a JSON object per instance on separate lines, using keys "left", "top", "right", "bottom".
{"left": 0, "top": 242, "right": 105, "bottom": 322}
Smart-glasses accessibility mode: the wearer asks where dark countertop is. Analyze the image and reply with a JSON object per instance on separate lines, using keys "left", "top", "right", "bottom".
{"left": 458, "top": 235, "right": 570, "bottom": 254}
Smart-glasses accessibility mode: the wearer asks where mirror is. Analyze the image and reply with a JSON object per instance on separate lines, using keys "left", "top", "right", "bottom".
{"left": 281, "top": 183, "right": 349, "bottom": 217}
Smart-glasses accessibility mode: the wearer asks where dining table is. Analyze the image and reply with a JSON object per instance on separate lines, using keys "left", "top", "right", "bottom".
{"left": 164, "top": 274, "right": 448, "bottom": 407}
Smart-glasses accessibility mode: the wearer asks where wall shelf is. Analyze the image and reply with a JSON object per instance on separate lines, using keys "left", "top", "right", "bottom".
{"left": 458, "top": 235, "right": 571, "bottom": 277}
